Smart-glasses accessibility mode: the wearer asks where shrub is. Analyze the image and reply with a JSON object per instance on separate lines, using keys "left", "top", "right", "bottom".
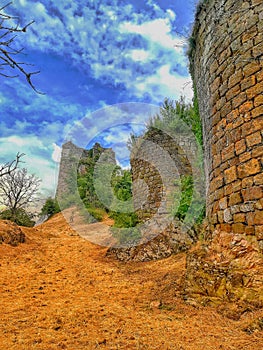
{"left": 0, "top": 208, "right": 35, "bottom": 227}
{"left": 41, "top": 197, "right": 60, "bottom": 217}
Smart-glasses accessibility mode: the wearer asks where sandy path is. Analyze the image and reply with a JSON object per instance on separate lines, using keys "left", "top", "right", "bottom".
{"left": 0, "top": 213, "right": 262, "bottom": 350}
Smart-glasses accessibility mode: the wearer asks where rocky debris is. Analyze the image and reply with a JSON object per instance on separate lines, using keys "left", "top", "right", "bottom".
{"left": 106, "top": 220, "right": 197, "bottom": 262}
{"left": 0, "top": 220, "right": 26, "bottom": 246}
{"left": 183, "top": 231, "right": 263, "bottom": 310}
{"left": 243, "top": 317, "right": 263, "bottom": 334}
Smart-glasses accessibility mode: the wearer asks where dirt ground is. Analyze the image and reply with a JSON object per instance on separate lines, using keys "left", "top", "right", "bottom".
{"left": 0, "top": 213, "right": 262, "bottom": 350}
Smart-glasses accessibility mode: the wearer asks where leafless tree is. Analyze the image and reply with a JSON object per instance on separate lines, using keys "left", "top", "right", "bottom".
{"left": 0, "top": 2, "right": 43, "bottom": 93}
{"left": 0, "top": 167, "right": 41, "bottom": 216}
{"left": 0, "top": 152, "right": 25, "bottom": 177}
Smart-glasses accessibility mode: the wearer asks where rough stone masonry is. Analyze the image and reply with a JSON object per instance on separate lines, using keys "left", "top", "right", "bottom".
{"left": 183, "top": 0, "right": 263, "bottom": 308}
{"left": 189, "top": 0, "right": 263, "bottom": 243}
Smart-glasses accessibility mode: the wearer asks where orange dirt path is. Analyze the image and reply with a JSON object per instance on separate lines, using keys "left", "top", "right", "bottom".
{"left": 0, "top": 213, "right": 262, "bottom": 350}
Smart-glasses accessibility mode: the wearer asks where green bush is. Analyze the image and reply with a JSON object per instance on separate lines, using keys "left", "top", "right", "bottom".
{"left": 41, "top": 197, "right": 60, "bottom": 217}
{"left": 0, "top": 208, "right": 35, "bottom": 227}
{"left": 109, "top": 211, "right": 139, "bottom": 228}
{"left": 85, "top": 205, "right": 106, "bottom": 222}
{"left": 172, "top": 175, "right": 205, "bottom": 225}
{"left": 110, "top": 226, "right": 141, "bottom": 246}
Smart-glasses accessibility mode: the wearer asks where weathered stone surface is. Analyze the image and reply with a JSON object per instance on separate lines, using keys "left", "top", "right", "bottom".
{"left": 106, "top": 220, "right": 197, "bottom": 262}
{"left": 0, "top": 220, "right": 25, "bottom": 246}
{"left": 183, "top": 232, "right": 263, "bottom": 308}
{"left": 189, "top": 0, "right": 263, "bottom": 236}
{"left": 185, "top": 0, "right": 263, "bottom": 308}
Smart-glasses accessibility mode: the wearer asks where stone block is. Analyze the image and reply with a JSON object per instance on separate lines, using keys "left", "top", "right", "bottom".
{"left": 232, "top": 223, "right": 245, "bottom": 233}
{"left": 242, "top": 186, "right": 262, "bottom": 201}
{"left": 211, "top": 76, "right": 221, "bottom": 93}
{"left": 254, "top": 173, "right": 263, "bottom": 185}
{"left": 221, "top": 144, "right": 235, "bottom": 162}
{"left": 239, "top": 151, "right": 251, "bottom": 163}
{"left": 252, "top": 145, "right": 263, "bottom": 158}
{"left": 219, "top": 196, "right": 228, "bottom": 210}
{"left": 243, "top": 62, "right": 261, "bottom": 78}
{"left": 224, "top": 166, "right": 237, "bottom": 184}
{"left": 242, "top": 176, "right": 254, "bottom": 189}
{"left": 224, "top": 208, "right": 232, "bottom": 223}
{"left": 228, "top": 69, "right": 243, "bottom": 89}
{"left": 246, "top": 131, "right": 262, "bottom": 147}
{"left": 233, "top": 213, "right": 246, "bottom": 223}
{"left": 229, "top": 192, "right": 242, "bottom": 206}
{"left": 254, "top": 210, "right": 263, "bottom": 225}
{"left": 232, "top": 92, "right": 247, "bottom": 109}
{"left": 235, "top": 139, "right": 246, "bottom": 155}
{"left": 251, "top": 105, "right": 263, "bottom": 118}
{"left": 239, "top": 101, "right": 253, "bottom": 114}
{"left": 246, "top": 82, "right": 263, "bottom": 99}
{"left": 252, "top": 42, "right": 263, "bottom": 58}
{"left": 254, "top": 94, "right": 263, "bottom": 107}
{"left": 255, "top": 225, "right": 263, "bottom": 240}
{"left": 241, "top": 75, "right": 256, "bottom": 91}
{"left": 245, "top": 226, "right": 255, "bottom": 235}
{"left": 237, "top": 159, "right": 261, "bottom": 178}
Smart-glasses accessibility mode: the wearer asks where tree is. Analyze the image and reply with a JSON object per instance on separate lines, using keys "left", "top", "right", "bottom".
{"left": 0, "top": 167, "right": 41, "bottom": 222}
{"left": 0, "top": 2, "right": 42, "bottom": 93}
{"left": 0, "top": 152, "right": 25, "bottom": 177}
{"left": 40, "top": 197, "right": 60, "bottom": 217}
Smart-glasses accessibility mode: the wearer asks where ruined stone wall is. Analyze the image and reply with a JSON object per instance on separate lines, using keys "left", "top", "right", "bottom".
{"left": 56, "top": 141, "right": 84, "bottom": 200}
{"left": 130, "top": 128, "right": 195, "bottom": 222}
{"left": 56, "top": 141, "right": 116, "bottom": 202}
{"left": 189, "top": 0, "right": 263, "bottom": 240}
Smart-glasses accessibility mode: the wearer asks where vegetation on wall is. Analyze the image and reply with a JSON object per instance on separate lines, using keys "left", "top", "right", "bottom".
{"left": 129, "top": 97, "right": 205, "bottom": 227}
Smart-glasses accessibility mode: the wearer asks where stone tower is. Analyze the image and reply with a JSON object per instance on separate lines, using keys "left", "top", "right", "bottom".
{"left": 189, "top": 0, "right": 262, "bottom": 243}
{"left": 183, "top": 0, "right": 263, "bottom": 307}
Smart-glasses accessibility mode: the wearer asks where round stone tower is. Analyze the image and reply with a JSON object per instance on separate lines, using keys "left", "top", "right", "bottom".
{"left": 189, "top": 0, "right": 263, "bottom": 243}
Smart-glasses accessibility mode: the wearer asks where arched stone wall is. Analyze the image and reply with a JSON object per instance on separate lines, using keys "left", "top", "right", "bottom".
{"left": 189, "top": 0, "right": 263, "bottom": 241}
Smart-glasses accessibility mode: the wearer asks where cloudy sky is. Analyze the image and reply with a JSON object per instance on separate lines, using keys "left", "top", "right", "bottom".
{"left": 0, "top": 0, "right": 198, "bottom": 196}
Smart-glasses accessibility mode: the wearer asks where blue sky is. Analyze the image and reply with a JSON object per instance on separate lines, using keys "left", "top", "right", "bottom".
{"left": 0, "top": 0, "right": 198, "bottom": 196}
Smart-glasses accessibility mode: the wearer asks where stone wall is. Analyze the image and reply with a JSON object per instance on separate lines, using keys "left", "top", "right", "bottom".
{"left": 183, "top": 0, "right": 263, "bottom": 308}
{"left": 130, "top": 128, "right": 194, "bottom": 222}
{"left": 56, "top": 141, "right": 116, "bottom": 202}
{"left": 56, "top": 141, "right": 84, "bottom": 201}
{"left": 189, "top": 0, "right": 263, "bottom": 241}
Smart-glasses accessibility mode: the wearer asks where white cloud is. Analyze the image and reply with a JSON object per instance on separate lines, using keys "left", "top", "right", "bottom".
{"left": 52, "top": 143, "right": 62, "bottom": 163}
{"left": 167, "top": 9, "right": 176, "bottom": 21}
{"left": 10, "top": 0, "right": 191, "bottom": 102}
{"left": 134, "top": 64, "right": 193, "bottom": 102}
{"left": 129, "top": 49, "right": 151, "bottom": 62}
{"left": 119, "top": 18, "right": 183, "bottom": 52}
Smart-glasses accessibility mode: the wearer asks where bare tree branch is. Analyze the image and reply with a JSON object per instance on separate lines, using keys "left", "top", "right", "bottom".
{"left": 0, "top": 2, "right": 44, "bottom": 94}
{"left": 0, "top": 152, "right": 25, "bottom": 177}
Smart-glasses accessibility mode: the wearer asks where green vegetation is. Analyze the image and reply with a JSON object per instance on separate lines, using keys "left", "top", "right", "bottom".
{"left": 172, "top": 175, "right": 205, "bottom": 225}
{"left": 147, "top": 97, "right": 203, "bottom": 145}
{"left": 41, "top": 197, "right": 60, "bottom": 217}
{"left": 0, "top": 208, "right": 35, "bottom": 227}
{"left": 129, "top": 97, "right": 205, "bottom": 227}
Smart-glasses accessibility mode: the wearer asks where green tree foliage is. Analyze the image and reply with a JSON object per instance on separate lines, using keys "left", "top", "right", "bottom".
{"left": 111, "top": 168, "right": 132, "bottom": 202}
{"left": 0, "top": 208, "right": 35, "bottom": 227}
{"left": 172, "top": 175, "right": 205, "bottom": 225}
{"left": 128, "top": 97, "right": 205, "bottom": 225}
{"left": 40, "top": 197, "right": 60, "bottom": 217}
{"left": 147, "top": 97, "right": 203, "bottom": 145}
